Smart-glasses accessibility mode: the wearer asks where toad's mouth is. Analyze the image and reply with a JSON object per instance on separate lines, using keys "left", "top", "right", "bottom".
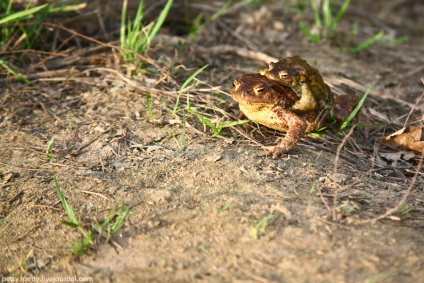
{"left": 236, "top": 100, "right": 272, "bottom": 110}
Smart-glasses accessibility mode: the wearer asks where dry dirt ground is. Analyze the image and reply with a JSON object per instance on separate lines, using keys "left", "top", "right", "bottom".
{"left": 1, "top": 1, "right": 424, "bottom": 282}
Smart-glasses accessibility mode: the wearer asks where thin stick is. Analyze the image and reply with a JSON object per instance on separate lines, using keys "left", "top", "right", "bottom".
{"left": 80, "top": 190, "right": 109, "bottom": 200}
{"left": 198, "top": 45, "right": 278, "bottom": 64}
{"left": 316, "top": 183, "right": 332, "bottom": 214}
{"left": 402, "top": 83, "right": 424, "bottom": 128}
{"left": 42, "top": 23, "right": 170, "bottom": 77}
{"left": 155, "top": 34, "right": 278, "bottom": 64}
{"left": 361, "top": 152, "right": 424, "bottom": 224}
{"left": 332, "top": 126, "right": 356, "bottom": 221}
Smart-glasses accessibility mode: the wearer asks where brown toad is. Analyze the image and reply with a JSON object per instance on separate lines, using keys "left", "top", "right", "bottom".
{"left": 231, "top": 73, "right": 320, "bottom": 158}
{"left": 259, "top": 57, "right": 334, "bottom": 123}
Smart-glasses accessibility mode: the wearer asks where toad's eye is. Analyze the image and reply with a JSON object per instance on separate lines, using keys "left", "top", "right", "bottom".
{"left": 254, "top": 87, "right": 265, "bottom": 95}
{"left": 279, "top": 71, "right": 289, "bottom": 78}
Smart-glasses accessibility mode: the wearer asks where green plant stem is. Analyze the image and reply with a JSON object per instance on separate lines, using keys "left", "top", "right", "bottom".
{"left": 340, "top": 82, "right": 374, "bottom": 131}
{"left": 172, "top": 64, "right": 208, "bottom": 115}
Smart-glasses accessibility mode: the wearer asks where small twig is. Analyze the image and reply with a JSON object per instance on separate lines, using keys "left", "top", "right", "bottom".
{"left": 0, "top": 49, "right": 67, "bottom": 57}
{"left": 8, "top": 191, "right": 24, "bottom": 204}
{"left": 236, "top": 129, "right": 264, "bottom": 147}
{"left": 155, "top": 34, "right": 277, "bottom": 64}
{"left": 80, "top": 190, "right": 109, "bottom": 200}
{"left": 109, "top": 239, "right": 125, "bottom": 252}
{"left": 364, "top": 141, "right": 378, "bottom": 182}
{"left": 92, "top": 67, "right": 177, "bottom": 97}
{"left": 31, "top": 204, "right": 62, "bottom": 211}
{"left": 0, "top": 161, "right": 43, "bottom": 171}
{"left": 316, "top": 182, "right": 332, "bottom": 214}
{"left": 199, "top": 45, "right": 277, "bottom": 64}
{"left": 402, "top": 87, "right": 424, "bottom": 128}
{"left": 216, "top": 20, "right": 258, "bottom": 51}
{"left": 361, "top": 152, "right": 424, "bottom": 224}
{"left": 0, "top": 68, "right": 80, "bottom": 83}
{"left": 42, "top": 23, "right": 172, "bottom": 80}
{"left": 332, "top": 126, "right": 356, "bottom": 221}
{"left": 327, "top": 76, "right": 424, "bottom": 111}
{"left": 70, "top": 127, "right": 112, "bottom": 156}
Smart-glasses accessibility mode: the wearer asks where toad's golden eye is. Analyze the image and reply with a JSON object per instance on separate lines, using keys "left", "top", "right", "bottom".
{"left": 279, "top": 71, "right": 289, "bottom": 78}
{"left": 254, "top": 87, "right": 265, "bottom": 95}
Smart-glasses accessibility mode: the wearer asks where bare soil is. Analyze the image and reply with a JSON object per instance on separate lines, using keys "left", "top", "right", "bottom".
{"left": 1, "top": 1, "right": 424, "bottom": 282}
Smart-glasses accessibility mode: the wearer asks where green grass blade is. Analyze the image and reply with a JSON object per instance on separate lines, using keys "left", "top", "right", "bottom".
{"left": 322, "top": 0, "right": 332, "bottom": 30}
{"left": 0, "top": 60, "right": 29, "bottom": 83}
{"left": 199, "top": 116, "right": 218, "bottom": 133}
{"left": 111, "top": 209, "right": 130, "bottom": 234}
{"left": 47, "top": 3, "right": 86, "bottom": 13}
{"left": 2, "top": 0, "right": 12, "bottom": 14}
{"left": 350, "top": 21, "right": 359, "bottom": 38}
{"left": 189, "top": 0, "right": 231, "bottom": 39}
{"left": 120, "top": 0, "right": 128, "bottom": 50}
{"left": 132, "top": 2, "right": 145, "bottom": 39}
{"left": 209, "top": 0, "right": 231, "bottom": 22}
{"left": 172, "top": 64, "right": 208, "bottom": 115}
{"left": 251, "top": 214, "right": 276, "bottom": 239}
{"left": 381, "top": 35, "right": 410, "bottom": 46}
{"left": 62, "top": 221, "right": 80, "bottom": 228}
{"left": 189, "top": 13, "right": 204, "bottom": 38}
{"left": 310, "top": 0, "right": 321, "bottom": 28}
{"left": 146, "top": 94, "right": 155, "bottom": 122}
{"left": 167, "top": 128, "right": 183, "bottom": 150}
{"left": 222, "top": 120, "right": 250, "bottom": 128}
{"left": 340, "top": 82, "right": 374, "bottom": 131}
{"left": 54, "top": 176, "right": 80, "bottom": 227}
{"left": 309, "top": 181, "right": 316, "bottom": 194}
{"left": 352, "top": 31, "right": 384, "bottom": 53}
{"left": 84, "top": 230, "right": 93, "bottom": 246}
{"left": 298, "top": 22, "right": 320, "bottom": 43}
{"left": 45, "top": 135, "right": 57, "bottom": 161}
{"left": 308, "top": 131, "right": 325, "bottom": 138}
{"left": 0, "top": 3, "right": 49, "bottom": 24}
{"left": 333, "top": 0, "right": 351, "bottom": 26}
{"left": 181, "top": 113, "right": 187, "bottom": 148}
{"left": 147, "top": 0, "right": 173, "bottom": 44}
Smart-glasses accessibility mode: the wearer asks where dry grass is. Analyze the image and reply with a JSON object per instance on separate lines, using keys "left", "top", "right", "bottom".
{"left": 1, "top": 1, "right": 424, "bottom": 281}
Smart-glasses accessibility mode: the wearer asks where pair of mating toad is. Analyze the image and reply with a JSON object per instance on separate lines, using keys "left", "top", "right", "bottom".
{"left": 231, "top": 57, "right": 335, "bottom": 158}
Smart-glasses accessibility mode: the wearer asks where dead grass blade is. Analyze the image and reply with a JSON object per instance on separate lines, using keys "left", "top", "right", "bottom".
{"left": 41, "top": 22, "right": 171, "bottom": 78}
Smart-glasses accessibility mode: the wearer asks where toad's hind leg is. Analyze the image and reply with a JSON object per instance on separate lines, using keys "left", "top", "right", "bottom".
{"left": 300, "top": 110, "right": 321, "bottom": 133}
{"left": 270, "top": 108, "right": 307, "bottom": 158}
{"left": 313, "top": 107, "right": 331, "bottom": 127}
{"left": 315, "top": 86, "right": 335, "bottom": 124}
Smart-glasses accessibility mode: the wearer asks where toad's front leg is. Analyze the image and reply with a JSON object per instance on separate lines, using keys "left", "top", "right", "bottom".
{"left": 269, "top": 107, "right": 307, "bottom": 158}
{"left": 291, "top": 84, "right": 318, "bottom": 113}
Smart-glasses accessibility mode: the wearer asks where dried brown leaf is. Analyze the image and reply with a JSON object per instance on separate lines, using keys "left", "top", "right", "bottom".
{"left": 382, "top": 127, "right": 424, "bottom": 154}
